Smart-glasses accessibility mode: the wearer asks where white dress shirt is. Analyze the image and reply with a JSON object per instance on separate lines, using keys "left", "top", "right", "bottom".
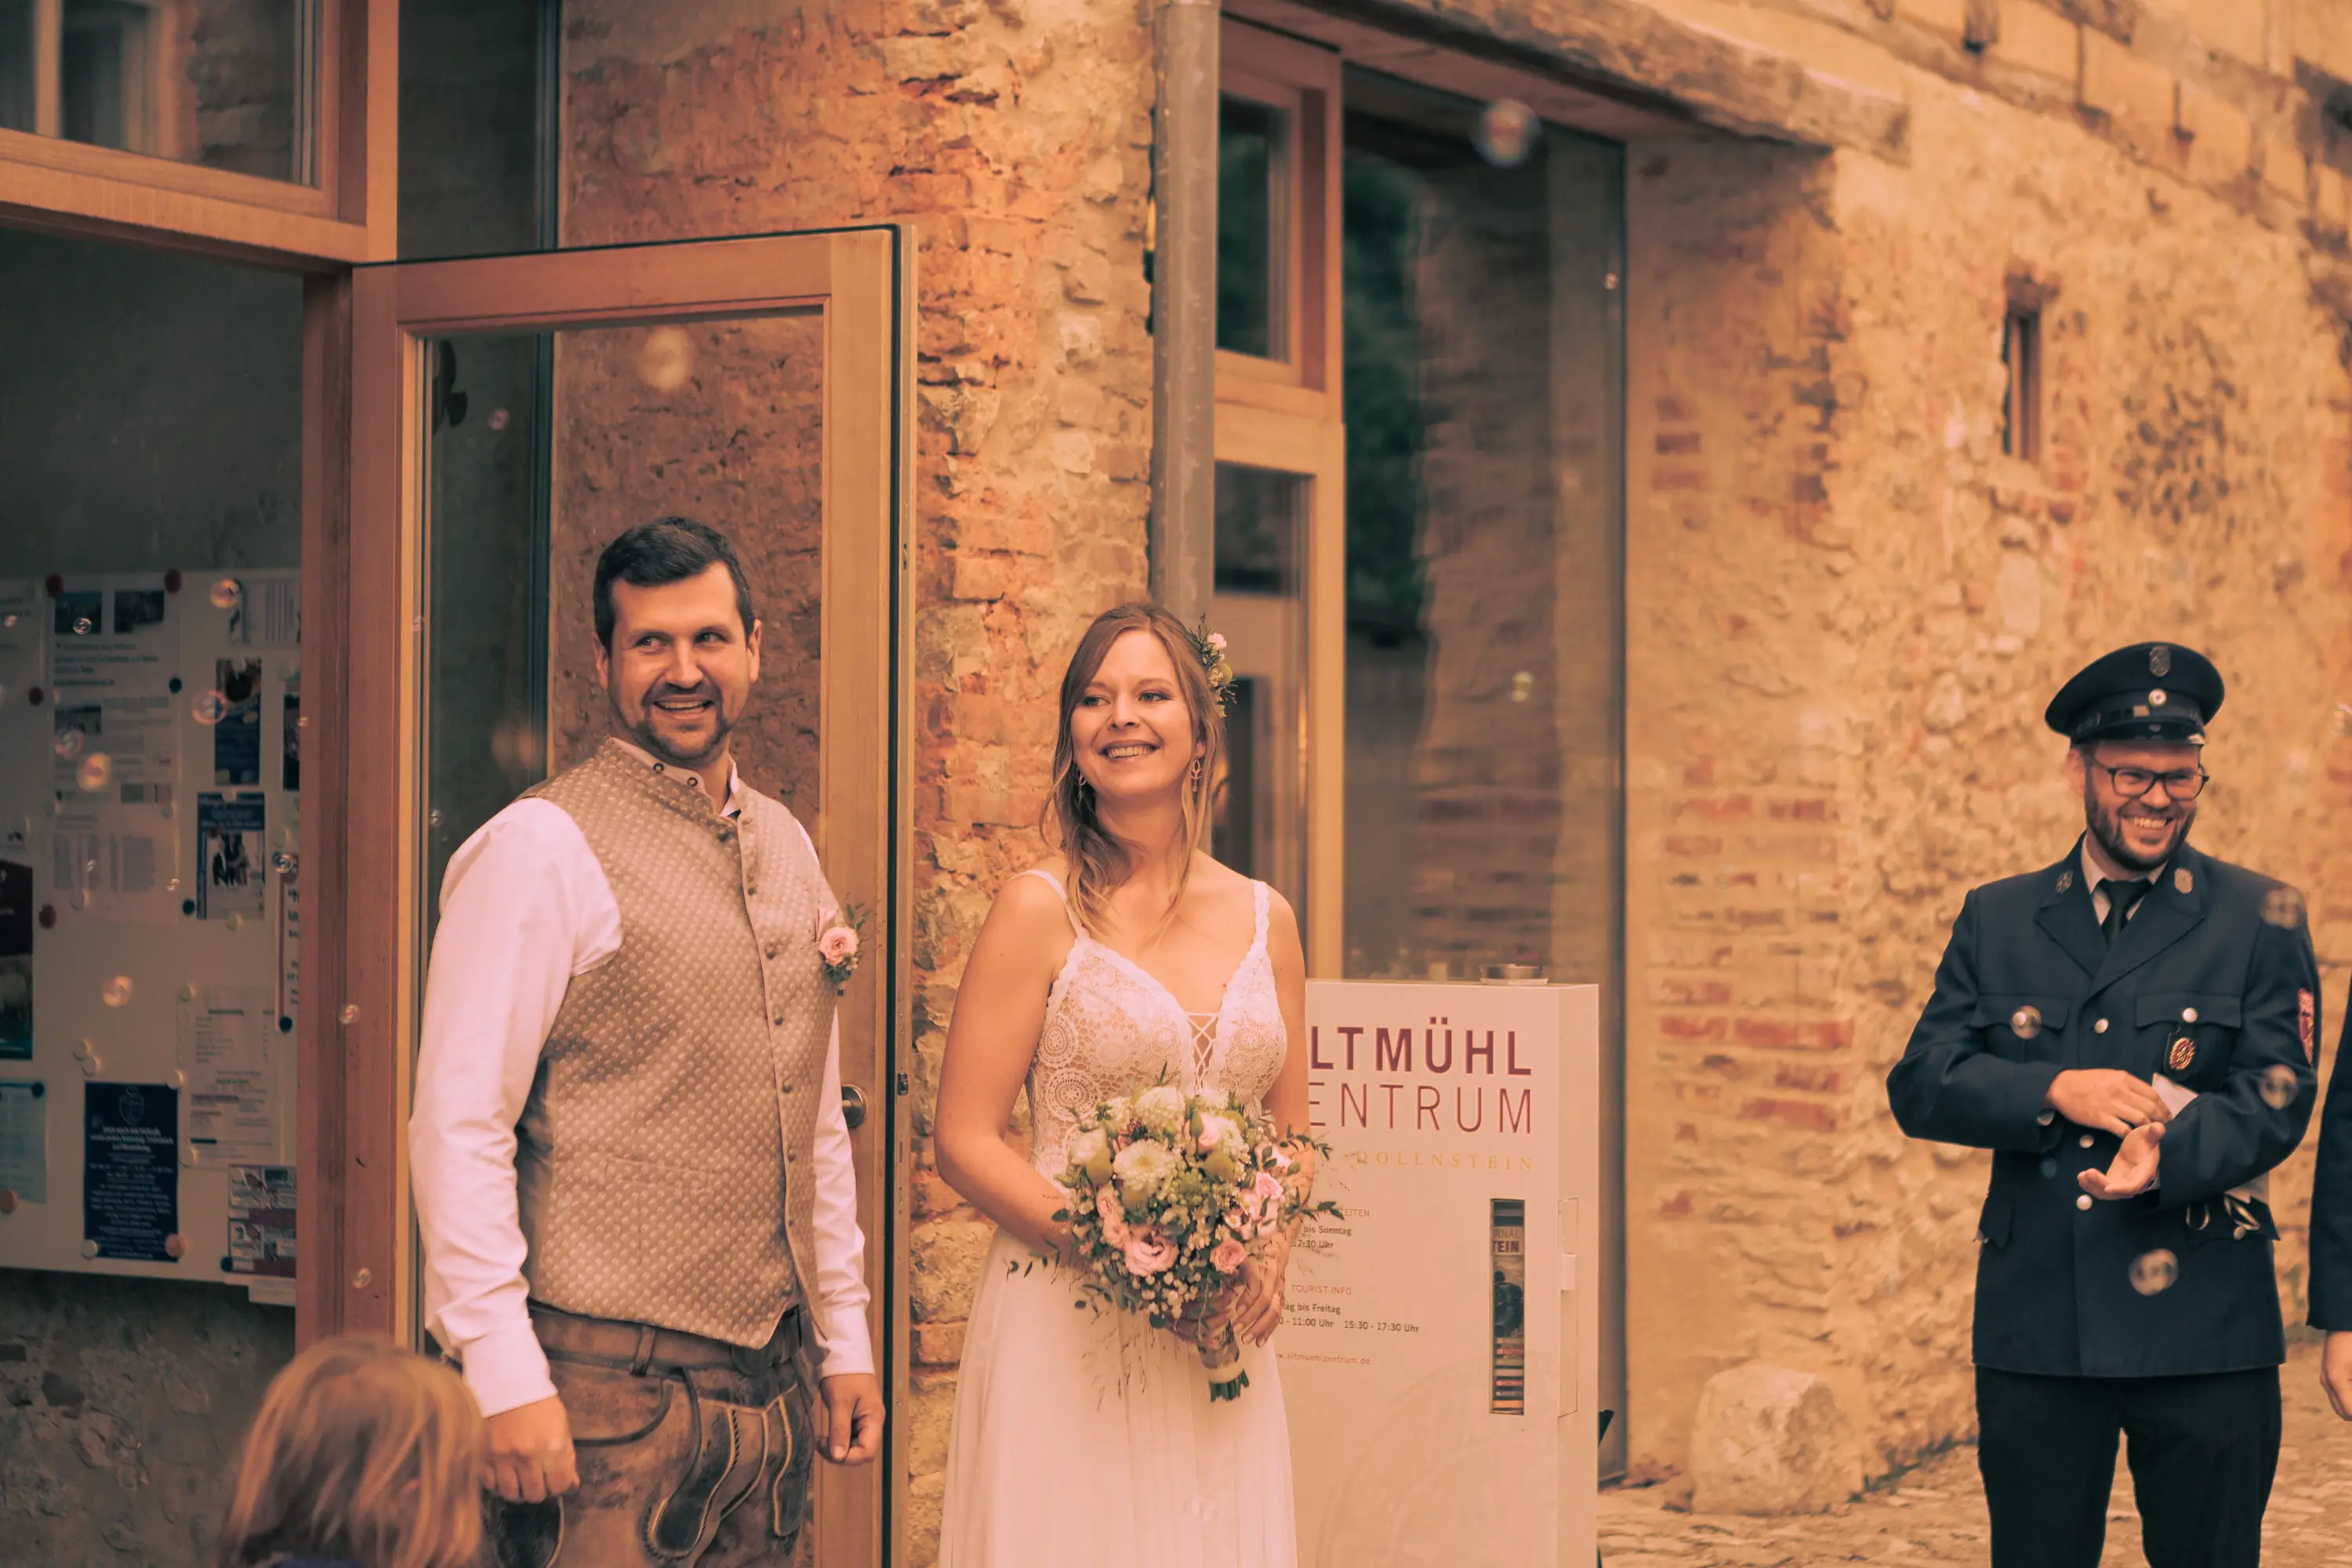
{"left": 410, "top": 756, "right": 873, "bottom": 1418}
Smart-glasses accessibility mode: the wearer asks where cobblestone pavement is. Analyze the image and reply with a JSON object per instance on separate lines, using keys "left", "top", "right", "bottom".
{"left": 1599, "top": 1340, "right": 2344, "bottom": 1566}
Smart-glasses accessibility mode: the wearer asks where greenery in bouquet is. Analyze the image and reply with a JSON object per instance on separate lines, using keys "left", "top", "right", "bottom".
{"left": 1014, "top": 1079, "right": 1340, "bottom": 1401}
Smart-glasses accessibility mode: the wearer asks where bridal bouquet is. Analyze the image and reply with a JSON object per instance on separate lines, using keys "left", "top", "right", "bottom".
{"left": 1039, "top": 1083, "right": 1339, "bottom": 1402}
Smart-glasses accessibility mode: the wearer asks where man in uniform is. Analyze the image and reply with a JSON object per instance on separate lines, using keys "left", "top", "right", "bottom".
{"left": 1888, "top": 642, "right": 2319, "bottom": 1568}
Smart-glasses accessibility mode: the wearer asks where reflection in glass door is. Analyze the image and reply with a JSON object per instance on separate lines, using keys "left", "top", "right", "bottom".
{"left": 347, "top": 230, "right": 908, "bottom": 1568}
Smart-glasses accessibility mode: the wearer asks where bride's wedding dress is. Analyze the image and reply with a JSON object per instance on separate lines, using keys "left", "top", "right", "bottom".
{"left": 938, "top": 869, "right": 1298, "bottom": 1567}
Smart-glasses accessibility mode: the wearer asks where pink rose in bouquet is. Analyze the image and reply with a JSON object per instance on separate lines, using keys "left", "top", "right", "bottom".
{"left": 1025, "top": 1079, "right": 1341, "bottom": 1403}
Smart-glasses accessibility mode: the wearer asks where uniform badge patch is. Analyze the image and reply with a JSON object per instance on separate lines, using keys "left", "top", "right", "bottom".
{"left": 2169, "top": 1036, "right": 2197, "bottom": 1073}
{"left": 2056, "top": 869, "right": 2074, "bottom": 894}
{"left": 2300, "top": 989, "right": 2317, "bottom": 1065}
{"left": 2150, "top": 688, "right": 2169, "bottom": 707}
{"left": 2174, "top": 868, "right": 2193, "bottom": 895}
{"left": 2150, "top": 646, "right": 2172, "bottom": 677}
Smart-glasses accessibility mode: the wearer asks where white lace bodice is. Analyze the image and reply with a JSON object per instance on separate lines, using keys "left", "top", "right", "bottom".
{"left": 1019, "top": 870, "right": 1288, "bottom": 1175}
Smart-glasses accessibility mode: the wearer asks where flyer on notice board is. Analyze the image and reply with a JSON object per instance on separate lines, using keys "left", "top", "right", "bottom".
{"left": 0, "top": 861, "right": 29, "bottom": 1060}
{"left": 0, "top": 1080, "right": 45, "bottom": 1203}
{"left": 181, "top": 987, "right": 281, "bottom": 1164}
{"left": 226, "top": 1163, "right": 296, "bottom": 1282}
{"left": 84, "top": 1082, "right": 178, "bottom": 1262}
{"left": 195, "top": 793, "right": 266, "bottom": 920}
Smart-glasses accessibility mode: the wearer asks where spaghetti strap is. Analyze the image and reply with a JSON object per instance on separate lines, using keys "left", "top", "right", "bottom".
{"left": 1014, "top": 866, "right": 1083, "bottom": 938}
{"left": 1250, "top": 880, "right": 1270, "bottom": 952}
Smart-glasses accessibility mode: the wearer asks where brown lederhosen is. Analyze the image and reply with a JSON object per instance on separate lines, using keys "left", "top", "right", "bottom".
{"left": 484, "top": 1301, "right": 820, "bottom": 1568}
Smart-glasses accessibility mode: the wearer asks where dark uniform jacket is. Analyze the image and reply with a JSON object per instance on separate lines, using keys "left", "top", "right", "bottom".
{"left": 1888, "top": 837, "right": 2320, "bottom": 1378}
{"left": 2303, "top": 1000, "right": 2352, "bottom": 1329}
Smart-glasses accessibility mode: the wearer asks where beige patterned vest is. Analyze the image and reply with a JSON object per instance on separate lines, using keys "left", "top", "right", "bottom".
{"left": 515, "top": 739, "right": 837, "bottom": 1347}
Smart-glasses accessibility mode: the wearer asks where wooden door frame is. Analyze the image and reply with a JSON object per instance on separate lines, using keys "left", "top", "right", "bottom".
{"left": 307, "top": 226, "right": 913, "bottom": 1566}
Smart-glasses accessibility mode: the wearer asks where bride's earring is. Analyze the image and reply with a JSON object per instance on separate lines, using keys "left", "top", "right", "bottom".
{"left": 1189, "top": 758, "right": 1203, "bottom": 789}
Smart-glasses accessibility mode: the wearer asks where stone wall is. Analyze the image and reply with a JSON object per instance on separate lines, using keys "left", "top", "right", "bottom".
{"left": 1614, "top": 0, "right": 2352, "bottom": 1482}
{"left": 554, "top": 2, "right": 1155, "bottom": 1558}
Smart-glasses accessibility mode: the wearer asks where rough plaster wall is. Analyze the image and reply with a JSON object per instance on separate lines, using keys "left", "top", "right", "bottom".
{"left": 556, "top": 2, "right": 1154, "bottom": 1559}
{"left": 0, "top": 1275, "right": 292, "bottom": 1563}
{"left": 544, "top": 315, "right": 826, "bottom": 821}
{"left": 1621, "top": 73, "right": 2352, "bottom": 1481}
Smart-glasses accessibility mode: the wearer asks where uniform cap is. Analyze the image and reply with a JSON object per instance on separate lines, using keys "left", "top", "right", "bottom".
{"left": 2044, "top": 643, "right": 2223, "bottom": 746}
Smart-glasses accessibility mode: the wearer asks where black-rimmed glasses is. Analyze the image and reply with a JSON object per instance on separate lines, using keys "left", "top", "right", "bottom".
{"left": 2092, "top": 762, "right": 2209, "bottom": 800}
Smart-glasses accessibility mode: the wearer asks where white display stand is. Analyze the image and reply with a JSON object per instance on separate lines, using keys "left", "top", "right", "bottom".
{"left": 0, "top": 572, "right": 300, "bottom": 1302}
{"left": 1281, "top": 980, "right": 1599, "bottom": 1567}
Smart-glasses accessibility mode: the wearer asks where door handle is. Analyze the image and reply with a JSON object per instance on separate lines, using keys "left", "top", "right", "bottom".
{"left": 840, "top": 1084, "right": 867, "bottom": 1130}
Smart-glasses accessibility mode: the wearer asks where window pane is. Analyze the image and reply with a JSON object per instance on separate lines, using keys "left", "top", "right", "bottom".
{"left": 1218, "top": 94, "right": 1288, "bottom": 361}
{"left": 1210, "top": 463, "right": 1308, "bottom": 919}
{"left": 0, "top": 231, "right": 303, "bottom": 1509}
{"left": 0, "top": 0, "right": 319, "bottom": 184}
{"left": 397, "top": 0, "right": 548, "bottom": 260}
{"left": 1340, "top": 76, "right": 1622, "bottom": 990}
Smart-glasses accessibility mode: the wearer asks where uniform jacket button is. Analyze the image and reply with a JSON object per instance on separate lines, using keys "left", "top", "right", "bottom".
{"left": 2079, "top": 1134, "right": 2094, "bottom": 1149}
{"left": 2075, "top": 1194, "right": 2093, "bottom": 1211}
{"left": 2183, "top": 1007, "right": 2199, "bottom": 1023}
{"left": 2038, "top": 1109, "right": 2055, "bottom": 1126}
{"left": 2094, "top": 1018, "right": 2110, "bottom": 1034}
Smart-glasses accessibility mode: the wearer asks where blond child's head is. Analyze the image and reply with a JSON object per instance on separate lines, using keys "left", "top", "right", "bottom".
{"left": 216, "top": 1334, "right": 485, "bottom": 1568}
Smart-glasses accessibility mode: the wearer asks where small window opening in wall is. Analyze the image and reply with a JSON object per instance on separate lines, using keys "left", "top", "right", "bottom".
{"left": 2002, "top": 306, "right": 2042, "bottom": 462}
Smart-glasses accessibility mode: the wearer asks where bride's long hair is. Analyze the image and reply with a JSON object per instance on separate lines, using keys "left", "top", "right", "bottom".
{"left": 1044, "top": 602, "right": 1226, "bottom": 938}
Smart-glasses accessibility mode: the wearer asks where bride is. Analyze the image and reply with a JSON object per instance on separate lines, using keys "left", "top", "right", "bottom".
{"left": 933, "top": 602, "right": 1315, "bottom": 1566}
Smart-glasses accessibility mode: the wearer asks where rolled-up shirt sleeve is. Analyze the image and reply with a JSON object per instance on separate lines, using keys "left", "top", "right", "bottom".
{"left": 409, "top": 801, "right": 605, "bottom": 1418}
{"left": 811, "top": 1013, "right": 877, "bottom": 1377}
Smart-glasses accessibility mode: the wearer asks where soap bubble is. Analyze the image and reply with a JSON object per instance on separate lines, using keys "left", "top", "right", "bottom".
{"left": 71, "top": 616, "right": 92, "bottom": 636}
{"left": 53, "top": 727, "right": 85, "bottom": 759}
{"left": 339, "top": 1004, "right": 361, "bottom": 1025}
{"left": 488, "top": 408, "right": 510, "bottom": 431}
{"left": 209, "top": 578, "right": 243, "bottom": 610}
{"left": 271, "top": 850, "right": 295, "bottom": 873}
{"left": 2009, "top": 1004, "right": 2043, "bottom": 1040}
{"left": 2129, "top": 1249, "right": 2179, "bottom": 1296}
{"left": 2262, "top": 887, "right": 2307, "bottom": 928}
{"left": 75, "top": 753, "right": 111, "bottom": 792}
{"left": 1, "top": 613, "right": 16, "bottom": 629}
{"left": 637, "top": 327, "right": 695, "bottom": 392}
{"left": 2260, "top": 1065, "right": 2302, "bottom": 1110}
{"left": 191, "top": 691, "right": 228, "bottom": 725}
{"left": 1472, "top": 98, "right": 1540, "bottom": 168}
{"left": 102, "top": 976, "right": 132, "bottom": 1007}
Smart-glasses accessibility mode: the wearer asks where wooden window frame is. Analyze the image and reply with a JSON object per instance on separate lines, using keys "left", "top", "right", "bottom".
{"left": 0, "top": 0, "right": 394, "bottom": 267}
{"left": 315, "top": 228, "right": 912, "bottom": 1567}
{"left": 1210, "top": 409, "right": 1346, "bottom": 977}
{"left": 1216, "top": 16, "right": 1339, "bottom": 422}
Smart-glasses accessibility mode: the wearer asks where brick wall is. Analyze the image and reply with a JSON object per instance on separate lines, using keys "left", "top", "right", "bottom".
{"left": 1614, "top": 5, "right": 2352, "bottom": 1478}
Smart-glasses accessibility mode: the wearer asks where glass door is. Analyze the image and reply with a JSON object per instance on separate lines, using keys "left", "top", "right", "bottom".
{"left": 338, "top": 227, "right": 910, "bottom": 1567}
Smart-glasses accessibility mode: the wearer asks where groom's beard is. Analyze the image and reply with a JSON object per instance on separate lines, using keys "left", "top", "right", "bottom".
{"left": 615, "top": 682, "right": 735, "bottom": 770}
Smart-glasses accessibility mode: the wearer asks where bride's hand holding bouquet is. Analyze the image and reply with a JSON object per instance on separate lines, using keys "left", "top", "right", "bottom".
{"left": 1031, "top": 1081, "right": 1336, "bottom": 1401}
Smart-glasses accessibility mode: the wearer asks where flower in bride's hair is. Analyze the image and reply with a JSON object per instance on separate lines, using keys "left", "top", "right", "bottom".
{"left": 1185, "top": 617, "right": 1238, "bottom": 715}
{"left": 1123, "top": 1225, "right": 1178, "bottom": 1276}
{"left": 1134, "top": 1084, "right": 1188, "bottom": 1136}
{"left": 1112, "top": 1138, "right": 1179, "bottom": 1202}
{"left": 1069, "top": 1126, "right": 1114, "bottom": 1185}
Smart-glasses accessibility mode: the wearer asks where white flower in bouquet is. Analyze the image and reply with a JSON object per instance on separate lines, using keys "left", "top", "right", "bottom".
{"left": 1196, "top": 1110, "right": 1243, "bottom": 1181}
{"left": 1112, "top": 1138, "right": 1180, "bottom": 1201}
{"left": 1133, "top": 1084, "right": 1189, "bottom": 1135}
{"left": 1068, "top": 1126, "right": 1114, "bottom": 1185}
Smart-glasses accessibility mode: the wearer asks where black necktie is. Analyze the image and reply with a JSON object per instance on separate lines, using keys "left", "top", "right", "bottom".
{"left": 2100, "top": 878, "right": 2151, "bottom": 949}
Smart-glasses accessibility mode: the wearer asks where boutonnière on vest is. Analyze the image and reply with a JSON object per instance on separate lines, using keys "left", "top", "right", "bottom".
{"left": 817, "top": 902, "right": 868, "bottom": 993}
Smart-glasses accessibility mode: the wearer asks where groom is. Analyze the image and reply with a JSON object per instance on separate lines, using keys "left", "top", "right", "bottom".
{"left": 412, "top": 517, "right": 884, "bottom": 1566}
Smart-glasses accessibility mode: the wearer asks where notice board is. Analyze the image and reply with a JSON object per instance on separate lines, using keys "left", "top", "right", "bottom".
{"left": 1281, "top": 980, "right": 1600, "bottom": 1567}
{"left": 0, "top": 572, "right": 300, "bottom": 1304}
